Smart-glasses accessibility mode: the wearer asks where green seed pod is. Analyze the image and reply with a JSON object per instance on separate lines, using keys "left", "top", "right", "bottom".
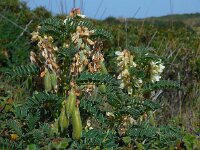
{"left": 65, "top": 88, "right": 76, "bottom": 116}
{"left": 44, "top": 69, "right": 52, "bottom": 91}
{"left": 72, "top": 106, "right": 82, "bottom": 140}
{"left": 100, "top": 61, "right": 108, "bottom": 74}
{"left": 99, "top": 84, "right": 106, "bottom": 93}
{"left": 51, "top": 119, "right": 59, "bottom": 135}
{"left": 50, "top": 71, "right": 57, "bottom": 90}
{"left": 59, "top": 106, "right": 69, "bottom": 133}
{"left": 99, "top": 61, "right": 107, "bottom": 93}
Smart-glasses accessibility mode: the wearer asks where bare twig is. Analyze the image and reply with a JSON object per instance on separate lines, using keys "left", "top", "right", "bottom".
{"left": 100, "top": 8, "right": 107, "bottom": 19}
{"left": 64, "top": 0, "right": 68, "bottom": 14}
{"left": 13, "top": 20, "right": 33, "bottom": 43}
{"left": 80, "top": 0, "right": 84, "bottom": 14}
{"left": 73, "top": 0, "right": 76, "bottom": 8}
{"left": 56, "top": 0, "right": 62, "bottom": 14}
{"left": 94, "top": 0, "right": 104, "bottom": 18}
{"left": 152, "top": 90, "right": 163, "bottom": 101}
{"left": 59, "top": 0, "right": 64, "bottom": 14}
{"left": 133, "top": 7, "right": 141, "bottom": 18}
{"left": 147, "top": 31, "right": 158, "bottom": 47}
{"left": 0, "top": 13, "right": 31, "bottom": 35}
{"left": 125, "top": 18, "right": 128, "bottom": 48}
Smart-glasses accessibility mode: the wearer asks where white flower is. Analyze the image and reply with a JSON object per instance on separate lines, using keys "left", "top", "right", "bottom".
{"left": 89, "top": 127, "right": 94, "bottom": 130}
{"left": 157, "top": 63, "right": 165, "bottom": 73}
{"left": 85, "top": 119, "right": 94, "bottom": 130}
{"left": 115, "top": 51, "right": 124, "bottom": 56}
{"left": 106, "top": 112, "right": 115, "bottom": 117}
{"left": 150, "top": 60, "right": 165, "bottom": 83}
{"left": 150, "top": 61, "right": 156, "bottom": 67}
{"left": 120, "top": 82, "right": 125, "bottom": 89}
{"left": 151, "top": 75, "right": 161, "bottom": 83}
{"left": 86, "top": 119, "right": 91, "bottom": 127}
{"left": 138, "top": 78, "right": 143, "bottom": 84}
{"left": 117, "top": 74, "right": 122, "bottom": 79}
{"left": 31, "top": 31, "right": 40, "bottom": 41}
{"left": 116, "top": 49, "right": 138, "bottom": 93}
{"left": 121, "top": 69, "right": 129, "bottom": 76}
{"left": 77, "top": 14, "right": 86, "bottom": 18}
{"left": 127, "top": 87, "right": 133, "bottom": 95}
{"left": 117, "top": 61, "right": 124, "bottom": 67}
{"left": 130, "top": 61, "right": 137, "bottom": 67}
{"left": 129, "top": 117, "right": 137, "bottom": 125}
{"left": 53, "top": 46, "right": 58, "bottom": 51}
{"left": 117, "top": 56, "right": 124, "bottom": 61}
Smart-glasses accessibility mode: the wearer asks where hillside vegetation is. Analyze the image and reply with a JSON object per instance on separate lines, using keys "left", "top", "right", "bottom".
{"left": 0, "top": 0, "right": 199, "bottom": 149}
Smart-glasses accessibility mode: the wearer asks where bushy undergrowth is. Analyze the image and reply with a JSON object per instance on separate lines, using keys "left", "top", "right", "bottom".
{"left": 0, "top": 0, "right": 51, "bottom": 70}
{"left": 100, "top": 17, "right": 200, "bottom": 133}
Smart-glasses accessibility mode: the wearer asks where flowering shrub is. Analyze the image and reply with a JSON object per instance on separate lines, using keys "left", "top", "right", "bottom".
{"left": 0, "top": 10, "right": 186, "bottom": 149}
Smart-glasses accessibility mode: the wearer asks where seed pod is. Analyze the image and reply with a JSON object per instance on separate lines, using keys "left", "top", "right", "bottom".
{"left": 65, "top": 88, "right": 76, "bottom": 116}
{"left": 44, "top": 69, "right": 52, "bottom": 91}
{"left": 72, "top": 106, "right": 82, "bottom": 140}
{"left": 100, "top": 61, "right": 108, "bottom": 74}
{"left": 99, "top": 61, "right": 107, "bottom": 93}
{"left": 59, "top": 106, "right": 69, "bottom": 133}
{"left": 50, "top": 71, "right": 57, "bottom": 90}
{"left": 51, "top": 118, "right": 59, "bottom": 135}
{"left": 99, "top": 84, "right": 106, "bottom": 93}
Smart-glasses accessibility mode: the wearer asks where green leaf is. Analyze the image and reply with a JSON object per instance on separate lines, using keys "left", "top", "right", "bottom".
{"left": 26, "top": 144, "right": 37, "bottom": 150}
{"left": 183, "top": 133, "right": 198, "bottom": 150}
{"left": 122, "top": 136, "right": 132, "bottom": 144}
{"left": 135, "top": 141, "right": 145, "bottom": 150}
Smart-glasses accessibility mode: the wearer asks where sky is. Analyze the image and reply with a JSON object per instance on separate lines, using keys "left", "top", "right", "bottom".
{"left": 26, "top": 0, "right": 200, "bottom": 19}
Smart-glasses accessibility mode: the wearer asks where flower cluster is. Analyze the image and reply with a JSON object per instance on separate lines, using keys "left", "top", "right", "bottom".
{"left": 115, "top": 49, "right": 139, "bottom": 95}
{"left": 150, "top": 60, "right": 165, "bottom": 83}
{"left": 69, "top": 8, "right": 86, "bottom": 18}
{"left": 84, "top": 118, "right": 94, "bottom": 131}
{"left": 68, "top": 16, "right": 106, "bottom": 94}
{"left": 30, "top": 29, "right": 60, "bottom": 92}
{"left": 88, "top": 41, "right": 105, "bottom": 73}
{"left": 118, "top": 115, "right": 136, "bottom": 135}
{"left": 70, "top": 26, "right": 94, "bottom": 76}
{"left": 30, "top": 30, "right": 59, "bottom": 73}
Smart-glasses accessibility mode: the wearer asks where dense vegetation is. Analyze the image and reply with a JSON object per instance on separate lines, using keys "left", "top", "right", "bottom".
{"left": 0, "top": 0, "right": 199, "bottom": 149}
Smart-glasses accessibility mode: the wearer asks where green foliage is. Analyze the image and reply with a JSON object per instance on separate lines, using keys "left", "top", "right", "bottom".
{"left": 127, "top": 123, "right": 182, "bottom": 149}
{"left": 0, "top": 138, "right": 23, "bottom": 150}
{"left": 70, "top": 129, "right": 117, "bottom": 149}
{"left": 40, "top": 18, "right": 66, "bottom": 40}
{"left": 58, "top": 45, "right": 78, "bottom": 61}
{"left": 12, "top": 64, "right": 39, "bottom": 77}
{"left": 143, "top": 80, "right": 180, "bottom": 93}
{"left": 0, "top": 92, "right": 61, "bottom": 149}
{"left": 1, "top": 2, "right": 198, "bottom": 149}
{"left": 6, "top": 119, "right": 23, "bottom": 136}
{"left": 0, "top": 0, "right": 51, "bottom": 69}
{"left": 92, "top": 29, "right": 112, "bottom": 40}
{"left": 183, "top": 133, "right": 200, "bottom": 150}
{"left": 77, "top": 72, "right": 119, "bottom": 86}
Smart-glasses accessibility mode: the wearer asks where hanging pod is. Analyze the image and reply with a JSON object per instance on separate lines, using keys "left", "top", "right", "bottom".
{"left": 72, "top": 106, "right": 82, "bottom": 140}
{"left": 99, "top": 61, "right": 107, "bottom": 93}
{"left": 100, "top": 61, "right": 108, "bottom": 74}
{"left": 99, "top": 84, "right": 106, "bottom": 93}
{"left": 44, "top": 69, "right": 52, "bottom": 91}
{"left": 59, "top": 106, "right": 69, "bottom": 133}
{"left": 50, "top": 71, "right": 57, "bottom": 90}
{"left": 65, "top": 88, "right": 76, "bottom": 116}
